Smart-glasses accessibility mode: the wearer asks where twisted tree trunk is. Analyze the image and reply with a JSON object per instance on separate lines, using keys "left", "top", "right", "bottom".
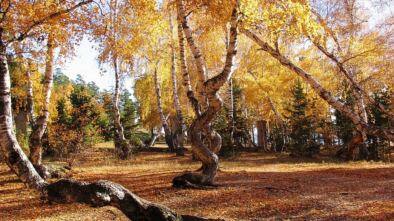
{"left": 113, "top": 57, "right": 132, "bottom": 159}
{"left": 29, "top": 33, "right": 55, "bottom": 167}
{"left": 173, "top": 0, "right": 238, "bottom": 187}
{"left": 241, "top": 28, "right": 394, "bottom": 142}
{"left": 0, "top": 37, "right": 220, "bottom": 221}
{"left": 153, "top": 64, "right": 176, "bottom": 152}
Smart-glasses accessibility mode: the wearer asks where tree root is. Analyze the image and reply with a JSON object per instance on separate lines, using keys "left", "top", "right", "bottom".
{"left": 44, "top": 179, "right": 223, "bottom": 221}
{"left": 172, "top": 172, "right": 218, "bottom": 189}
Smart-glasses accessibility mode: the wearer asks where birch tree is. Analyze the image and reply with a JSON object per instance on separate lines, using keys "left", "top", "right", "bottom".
{"left": 0, "top": 1, "right": 220, "bottom": 219}
{"left": 240, "top": 28, "right": 394, "bottom": 143}
{"left": 172, "top": 0, "right": 239, "bottom": 187}
{"left": 239, "top": 0, "right": 394, "bottom": 157}
{"left": 153, "top": 62, "right": 176, "bottom": 151}
{"left": 169, "top": 14, "right": 186, "bottom": 154}
{"left": 28, "top": 32, "right": 55, "bottom": 168}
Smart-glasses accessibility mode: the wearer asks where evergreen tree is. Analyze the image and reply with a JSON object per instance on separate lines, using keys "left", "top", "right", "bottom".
{"left": 56, "top": 98, "right": 70, "bottom": 125}
{"left": 97, "top": 90, "right": 114, "bottom": 141}
{"left": 214, "top": 80, "right": 254, "bottom": 156}
{"left": 286, "top": 81, "right": 319, "bottom": 157}
{"left": 334, "top": 86, "right": 356, "bottom": 146}
{"left": 54, "top": 68, "right": 71, "bottom": 86}
{"left": 120, "top": 89, "right": 139, "bottom": 141}
{"left": 367, "top": 89, "right": 392, "bottom": 160}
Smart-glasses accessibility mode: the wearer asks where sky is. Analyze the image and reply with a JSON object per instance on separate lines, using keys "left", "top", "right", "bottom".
{"left": 61, "top": 1, "right": 393, "bottom": 92}
{"left": 61, "top": 37, "right": 133, "bottom": 92}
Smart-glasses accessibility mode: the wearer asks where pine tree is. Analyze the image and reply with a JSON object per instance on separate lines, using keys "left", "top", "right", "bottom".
{"left": 287, "top": 81, "right": 319, "bottom": 157}
{"left": 120, "top": 90, "right": 139, "bottom": 144}
{"left": 334, "top": 83, "right": 357, "bottom": 158}
{"left": 367, "top": 89, "right": 392, "bottom": 160}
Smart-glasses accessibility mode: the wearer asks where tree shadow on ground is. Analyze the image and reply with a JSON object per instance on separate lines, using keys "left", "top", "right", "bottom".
{"left": 1, "top": 157, "right": 393, "bottom": 221}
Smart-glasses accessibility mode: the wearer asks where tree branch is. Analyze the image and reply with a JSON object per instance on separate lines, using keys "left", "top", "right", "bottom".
{"left": 11, "top": 0, "right": 93, "bottom": 43}
{"left": 240, "top": 27, "right": 394, "bottom": 141}
{"left": 204, "top": 3, "right": 238, "bottom": 93}
{"left": 310, "top": 38, "right": 394, "bottom": 119}
{"left": 176, "top": 0, "right": 207, "bottom": 110}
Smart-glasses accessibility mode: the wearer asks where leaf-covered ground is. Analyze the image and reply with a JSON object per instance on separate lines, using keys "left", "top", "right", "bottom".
{"left": 1, "top": 144, "right": 393, "bottom": 221}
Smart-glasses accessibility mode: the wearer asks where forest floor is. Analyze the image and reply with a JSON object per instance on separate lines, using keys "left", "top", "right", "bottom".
{"left": 0, "top": 143, "right": 393, "bottom": 221}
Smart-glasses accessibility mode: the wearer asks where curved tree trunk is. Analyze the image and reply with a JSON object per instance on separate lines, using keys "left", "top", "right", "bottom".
{"left": 311, "top": 39, "right": 394, "bottom": 120}
{"left": 176, "top": 0, "right": 207, "bottom": 110}
{"left": 170, "top": 15, "right": 185, "bottom": 154}
{"left": 153, "top": 64, "right": 176, "bottom": 152}
{"left": 241, "top": 28, "right": 394, "bottom": 142}
{"left": 113, "top": 58, "right": 132, "bottom": 159}
{"left": 0, "top": 37, "right": 219, "bottom": 221}
{"left": 29, "top": 33, "right": 55, "bottom": 167}
{"left": 173, "top": 0, "right": 238, "bottom": 187}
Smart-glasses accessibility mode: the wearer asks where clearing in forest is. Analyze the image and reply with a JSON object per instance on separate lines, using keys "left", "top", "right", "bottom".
{"left": 1, "top": 145, "right": 393, "bottom": 221}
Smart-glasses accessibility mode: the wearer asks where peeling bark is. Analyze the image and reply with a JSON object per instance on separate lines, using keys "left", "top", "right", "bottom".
{"left": 176, "top": 0, "right": 207, "bottom": 110}
{"left": 173, "top": 1, "right": 238, "bottom": 187}
{"left": 29, "top": 33, "right": 55, "bottom": 166}
{"left": 176, "top": 14, "right": 200, "bottom": 116}
{"left": 241, "top": 28, "right": 394, "bottom": 142}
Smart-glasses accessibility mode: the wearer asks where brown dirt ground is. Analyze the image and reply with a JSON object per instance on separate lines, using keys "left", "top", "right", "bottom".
{"left": 0, "top": 145, "right": 393, "bottom": 221}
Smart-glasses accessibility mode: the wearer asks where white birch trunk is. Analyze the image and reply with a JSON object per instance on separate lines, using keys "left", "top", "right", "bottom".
{"left": 113, "top": 57, "right": 132, "bottom": 159}
{"left": 153, "top": 64, "right": 175, "bottom": 151}
{"left": 176, "top": 14, "right": 200, "bottom": 115}
{"left": 173, "top": 1, "right": 238, "bottom": 187}
{"left": 176, "top": 0, "right": 207, "bottom": 110}
{"left": 170, "top": 15, "right": 185, "bottom": 151}
{"left": 241, "top": 28, "right": 394, "bottom": 142}
{"left": 29, "top": 33, "right": 55, "bottom": 166}
{"left": 1, "top": 39, "right": 214, "bottom": 220}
